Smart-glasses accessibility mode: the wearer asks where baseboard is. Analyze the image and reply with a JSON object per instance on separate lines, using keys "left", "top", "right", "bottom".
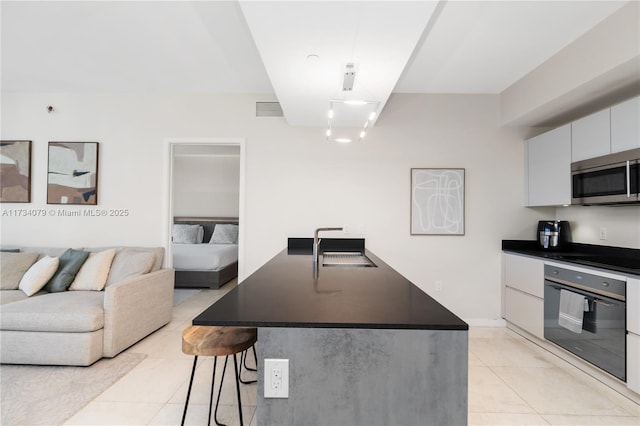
{"left": 463, "top": 318, "right": 507, "bottom": 327}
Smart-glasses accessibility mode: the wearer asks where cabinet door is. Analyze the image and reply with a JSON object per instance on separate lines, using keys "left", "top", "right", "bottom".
{"left": 571, "top": 109, "right": 611, "bottom": 162}
{"left": 504, "top": 254, "right": 544, "bottom": 298}
{"left": 505, "top": 287, "right": 544, "bottom": 339}
{"left": 627, "top": 332, "right": 640, "bottom": 394}
{"left": 611, "top": 96, "right": 640, "bottom": 153}
{"left": 526, "top": 124, "right": 571, "bottom": 206}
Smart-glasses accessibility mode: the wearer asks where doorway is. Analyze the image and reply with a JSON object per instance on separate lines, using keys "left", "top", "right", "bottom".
{"left": 164, "top": 138, "right": 246, "bottom": 281}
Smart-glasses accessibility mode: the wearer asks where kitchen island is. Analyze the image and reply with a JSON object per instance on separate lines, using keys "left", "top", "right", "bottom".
{"left": 194, "top": 239, "right": 468, "bottom": 425}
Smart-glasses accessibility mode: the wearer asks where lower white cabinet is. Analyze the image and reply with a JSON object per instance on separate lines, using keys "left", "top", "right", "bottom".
{"left": 627, "top": 332, "right": 640, "bottom": 394}
{"left": 503, "top": 254, "right": 545, "bottom": 339}
{"left": 505, "top": 287, "right": 544, "bottom": 339}
{"left": 504, "top": 253, "right": 544, "bottom": 298}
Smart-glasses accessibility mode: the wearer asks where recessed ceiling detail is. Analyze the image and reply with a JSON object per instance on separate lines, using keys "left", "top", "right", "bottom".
{"left": 239, "top": 0, "right": 440, "bottom": 127}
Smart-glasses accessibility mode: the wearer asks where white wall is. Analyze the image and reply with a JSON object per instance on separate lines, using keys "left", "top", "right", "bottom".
{"left": 173, "top": 154, "right": 240, "bottom": 217}
{"left": 1, "top": 92, "right": 551, "bottom": 322}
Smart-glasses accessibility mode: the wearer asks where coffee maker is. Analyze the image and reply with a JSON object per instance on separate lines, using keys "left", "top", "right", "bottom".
{"left": 537, "top": 220, "right": 571, "bottom": 250}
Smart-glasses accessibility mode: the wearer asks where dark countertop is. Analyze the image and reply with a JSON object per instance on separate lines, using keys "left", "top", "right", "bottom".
{"left": 502, "top": 240, "right": 640, "bottom": 277}
{"left": 193, "top": 241, "right": 468, "bottom": 331}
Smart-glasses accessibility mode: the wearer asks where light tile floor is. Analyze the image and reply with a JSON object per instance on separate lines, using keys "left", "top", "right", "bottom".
{"left": 62, "top": 285, "right": 640, "bottom": 426}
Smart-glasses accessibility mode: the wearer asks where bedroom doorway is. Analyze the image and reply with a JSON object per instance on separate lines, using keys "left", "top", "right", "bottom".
{"left": 164, "top": 138, "right": 245, "bottom": 283}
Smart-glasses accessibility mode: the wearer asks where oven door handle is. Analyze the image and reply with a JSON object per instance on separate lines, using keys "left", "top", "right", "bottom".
{"left": 626, "top": 160, "right": 631, "bottom": 198}
{"left": 594, "top": 299, "right": 615, "bottom": 307}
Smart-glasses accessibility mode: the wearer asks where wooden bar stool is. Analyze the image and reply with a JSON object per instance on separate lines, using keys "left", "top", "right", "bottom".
{"left": 181, "top": 326, "right": 257, "bottom": 426}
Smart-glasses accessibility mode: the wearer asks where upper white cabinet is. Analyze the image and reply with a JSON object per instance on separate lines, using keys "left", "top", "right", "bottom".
{"left": 571, "top": 109, "right": 611, "bottom": 162}
{"left": 611, "top": 96, "right": 640, "bottom": 153}
{"left": 526, "top": 124, "right": 571, "bottom": 206}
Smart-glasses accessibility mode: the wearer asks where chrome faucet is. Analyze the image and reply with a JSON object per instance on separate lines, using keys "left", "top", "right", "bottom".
{"left": 313, "top": 227, "right": 343, "bottom": 264}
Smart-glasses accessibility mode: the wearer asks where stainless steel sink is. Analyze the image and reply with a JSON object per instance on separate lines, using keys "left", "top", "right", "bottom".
{"left": 322, "top": 252, "right": 377, "bottom": 267}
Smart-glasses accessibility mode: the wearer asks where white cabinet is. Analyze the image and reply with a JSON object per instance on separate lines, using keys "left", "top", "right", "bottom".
{"left": 525, "top": 124, "right": 571, "bottom": 206}
{"left": 503, "top": 254, "right": 545, "bottom": 338}
{"left": 627, "top": 277, "right": 640, "bottom": 394}
{"left": 628, "top": 333, "right": 640, "bottom": 394}
{"left": 505, "top": 287, "right": 544, "bottom": 339}
{"left": 628, "top": 277, "right": 640, "bottom": 335}
{"left": 504, "top": 253, "right": 544, "bottom": 298}
{"left": 572, "top": 109, "right": 611, "bottom": 162}
{"left": 611, "top": 96, "right": 640, "bottom": 153}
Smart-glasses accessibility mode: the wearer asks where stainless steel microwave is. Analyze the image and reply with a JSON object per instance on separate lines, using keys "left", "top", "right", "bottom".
{"left": 571, "top": 148, "right": 640, "bottom": 205}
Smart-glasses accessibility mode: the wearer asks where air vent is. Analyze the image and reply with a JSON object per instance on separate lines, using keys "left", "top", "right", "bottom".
{"left": 256, "top": 102, "right": 283, "bottom": 117}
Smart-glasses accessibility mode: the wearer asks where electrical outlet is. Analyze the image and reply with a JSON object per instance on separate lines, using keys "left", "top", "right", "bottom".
{"left": 264, "top": 359, "right": 289, "bottom": 398}
{"left": 599, "top": 227, "right": 607, "bottom": 240}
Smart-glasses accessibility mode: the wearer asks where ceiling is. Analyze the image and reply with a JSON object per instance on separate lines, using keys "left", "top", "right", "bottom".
{"left": 1, "top": 1, "right": 631, "bottom": 128}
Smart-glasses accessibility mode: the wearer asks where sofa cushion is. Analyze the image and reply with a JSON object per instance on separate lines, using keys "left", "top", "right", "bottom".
{"left": 20, "top": 247, "right": 70, "bottom": 259}
{"left": 0, "top": 291, "right": 104, "bottom": 332}
{"left": 43, "top": 249, "right": 91, "bottom": 293}
{"left": 69, "top": 248, "right": 117, "bottom": 291}
{"left": 105, "top": 249, "right": 155, "bottom": 287}
{"left": 89, "top": 247, "right": 164, "bottom": 272}
{"left": 0, "top": 252, "right": 39, "bottom": 290}
{"left": 19, "top": 256, "right": 60, "bottom": 296}
{"left": 0, "top": 289, "right": 45, "bottom": 305}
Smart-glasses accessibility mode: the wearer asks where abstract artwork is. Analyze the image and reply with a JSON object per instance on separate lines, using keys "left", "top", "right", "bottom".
{"left": 0, "top": 140, "right": 32, "bottom": 203}
{"left": 411, "top": 168, "right": 465, "bottom": 235}
{"left": 47, "top": 142, "right": 99, "bottom": 205}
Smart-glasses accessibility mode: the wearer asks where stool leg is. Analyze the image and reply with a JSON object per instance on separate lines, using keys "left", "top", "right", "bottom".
{"left": 243, "top": 345, "right": 257, "bottom": 372}
{"left": 207, "top": 357, "right": 218, "bottom": 426}
{"left": 181, "top": 355, "right": 198, "bottom": 426}
{"left": 233, "top": 353, "right": 244, "bottom": 426}
{"left": 214, "top": 356, "right": 229, "bottom": 426}
{"left": 239, "top": 349, "right": 257, "bottom": 384}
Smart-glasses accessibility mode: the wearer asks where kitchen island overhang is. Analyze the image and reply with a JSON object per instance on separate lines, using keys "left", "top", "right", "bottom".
{"left": 193, "top": 240, "right": 468, "bottom": 426}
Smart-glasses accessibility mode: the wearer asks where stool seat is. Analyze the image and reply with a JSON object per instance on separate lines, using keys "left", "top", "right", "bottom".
{"left": 182, "top": 326, "right": 256, "bottom": 357}
{"left": 181, "top": 325, "right": 258, "bottom": 426}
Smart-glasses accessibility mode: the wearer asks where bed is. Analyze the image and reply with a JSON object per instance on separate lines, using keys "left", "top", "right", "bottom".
{"left": 172, "top": 217, "right": 239, "bottom": 289}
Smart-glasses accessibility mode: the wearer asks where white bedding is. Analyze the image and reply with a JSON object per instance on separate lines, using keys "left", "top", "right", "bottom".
{"left": 172, "top": 243, "right": 238, "bottom": 271}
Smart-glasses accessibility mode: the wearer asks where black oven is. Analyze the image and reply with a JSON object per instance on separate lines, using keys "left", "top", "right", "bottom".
{"left": 571, "top": 148, "right": 640, "bottom": 205}
{"left": 543, "top": 265, "right": 626, "bottom": 381}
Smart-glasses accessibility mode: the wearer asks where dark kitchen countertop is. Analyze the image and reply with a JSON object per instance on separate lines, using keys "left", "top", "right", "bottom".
{"left": 502, "top": 240, "right": 640, "bottom": 276}
{"left": 193, "top": 240, "right": 468, "bottom": 331}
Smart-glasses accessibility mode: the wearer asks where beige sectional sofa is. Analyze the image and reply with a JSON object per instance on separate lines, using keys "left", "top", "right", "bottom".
{"left": 0, "top": 246, "right": 174, "bottom": 366}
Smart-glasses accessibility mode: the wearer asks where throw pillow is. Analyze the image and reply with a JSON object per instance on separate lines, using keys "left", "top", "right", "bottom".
{"left": 105, "top": 250, "right": 155, "bottom": 287}
{"left": 173, "top": 224, "right": 203, "bottom": 244}
{"left": 19, "top": 256, "right": 60, "bottom": 296}
{"left": 69, "top": 248, "right": 117, "bottom": 291}
{"left": 0, "top": 252, "right": 39, "bottom": 290}
{"left": 210, "top": 224, "right": 239, "bottom": 244}
{"left": 43, "top": 248, "right": 90, "bottom": 293}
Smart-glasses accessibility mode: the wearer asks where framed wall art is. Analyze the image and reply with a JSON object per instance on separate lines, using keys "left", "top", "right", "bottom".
{"left": 0, "top": 140, "right": 32, "bottom": 203}
{"left": 410, "top": 168, "right": 465, "bottom": 235}
{"left": 47, "top": 142, "right": 99, "bottom": 205}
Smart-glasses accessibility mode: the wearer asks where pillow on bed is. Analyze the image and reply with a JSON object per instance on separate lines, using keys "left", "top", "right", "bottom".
{"left": 173, "top": 224, "right": 203, "bottom": 244}
{"left": 210, "top": 224, "right": 239, "bottom": 244}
